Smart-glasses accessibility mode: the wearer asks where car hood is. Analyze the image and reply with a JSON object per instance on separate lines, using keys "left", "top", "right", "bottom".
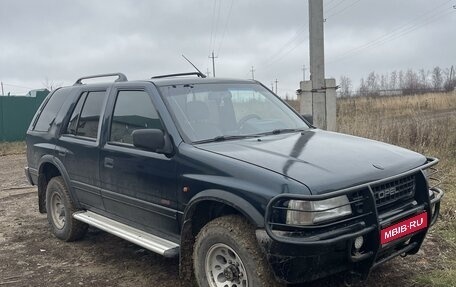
{"left": 195, "top": 129, "right": 427, "bottom": 195}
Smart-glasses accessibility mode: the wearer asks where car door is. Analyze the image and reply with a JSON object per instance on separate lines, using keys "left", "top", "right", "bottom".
{"left": 99, "top": 85, "right": 179, "bottom": 238}
{"left": 57, "top": 89, "right": 107, "bottom": 211}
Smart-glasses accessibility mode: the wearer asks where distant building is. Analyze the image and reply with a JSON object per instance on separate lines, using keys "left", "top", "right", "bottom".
{"left": 26, "top": 88, "right": 50, "bottom": 97}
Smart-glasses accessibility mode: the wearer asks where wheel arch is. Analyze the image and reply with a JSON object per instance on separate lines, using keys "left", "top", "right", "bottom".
{"left": 179, "top": 189, "right": 265, "bottom": 280}
{"left": 37, "top": 155, "right": 79, "bottom": 213}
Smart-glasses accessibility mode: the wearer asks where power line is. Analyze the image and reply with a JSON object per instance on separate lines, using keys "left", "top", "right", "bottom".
{"left": 1, "top": 82, "right": 34, "bottom": 89}
{"left": 325, "top": 0, "right": 348, "bottom": 13}
{"left": 325, "top": 0, "right": 362, "bottom": 20}
{"left": 327, "top": 1, "right": 455, "bottom": 64}
{"left": 212, "top": 0, "right": 222, "bottom": 53}
{"left": 216, "top": 0, "right": 234, "bottom": 55}
{"left": 208, "top": 0, "right": 217, "bottom": 56}
{"left": 330, "top": 8, "right": 454, "bottom": 63}
{"left": 324, "top": 0, "right": 338, "bottom": 9}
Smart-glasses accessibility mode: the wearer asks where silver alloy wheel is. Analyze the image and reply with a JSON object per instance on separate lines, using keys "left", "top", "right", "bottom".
{"left": 205, "top": 243, "right": 248, "bottom": 287}
{"left": 50, "top": 192, "right": 66, "bottom": 229}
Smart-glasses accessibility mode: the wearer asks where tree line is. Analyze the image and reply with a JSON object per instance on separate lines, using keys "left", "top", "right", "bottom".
{"left": 339, "top": 66, "right": 456, "bottom": 97}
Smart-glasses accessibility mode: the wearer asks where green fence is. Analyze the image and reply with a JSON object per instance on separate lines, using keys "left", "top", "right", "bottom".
{"left": 0, "top": 90, "right": 49, "bottom": 142}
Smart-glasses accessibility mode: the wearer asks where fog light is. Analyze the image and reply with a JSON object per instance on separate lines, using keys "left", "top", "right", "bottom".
{"left": 354, "top": 236, "right": 364, "bottom": 250}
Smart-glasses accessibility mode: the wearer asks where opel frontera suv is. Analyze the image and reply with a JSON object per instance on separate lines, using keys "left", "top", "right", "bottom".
{"left": 25, "top": 72, "right": 444, "bottom": 286}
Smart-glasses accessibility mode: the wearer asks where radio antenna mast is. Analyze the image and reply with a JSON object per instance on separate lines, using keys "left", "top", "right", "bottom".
{"left": 182, "top": 55, "right": 206, "bottom": 78}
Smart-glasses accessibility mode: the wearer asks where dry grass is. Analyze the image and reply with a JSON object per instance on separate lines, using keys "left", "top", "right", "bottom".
{"left": 0, "top": 141, "right": 26, "bottom": 156}
{"left": 337, "top": 91, "right": 456, "bottom": 286}
{"left": 337, "top": 92, "right": 456, "bottom": 155}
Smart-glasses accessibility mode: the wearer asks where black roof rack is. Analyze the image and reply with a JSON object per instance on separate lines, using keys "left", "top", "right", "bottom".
{"left": 151, "top": 72, "right": 206, "bottom": 79}
{"left": 74, "top": 73, "right": 128, "bottom": 85}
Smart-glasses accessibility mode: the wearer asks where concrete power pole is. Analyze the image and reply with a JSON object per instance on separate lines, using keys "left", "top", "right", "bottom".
{"left": 1, "top": 82, "right": 4, "bottom": 96}
{"left": 250, "top": 66, "right": 255, "bottom": 80}
{"left": 275, "top": 79, "right": 278, "bottom": 94}
{"left": 309, "top": 0, "right": 327, "bottom": 129}
{"left": 209, "top": 51, "right": 218, "bottom": 77}
{"left": 298, "top": 0, "right": 336, "bottom": 131}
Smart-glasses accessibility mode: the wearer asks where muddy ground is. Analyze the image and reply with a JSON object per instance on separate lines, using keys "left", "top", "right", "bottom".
{"left": 0, "top": 154, "right": 450, "bottom": 287}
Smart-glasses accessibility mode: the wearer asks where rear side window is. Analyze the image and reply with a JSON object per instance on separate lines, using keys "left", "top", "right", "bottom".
{"left": 34, "top": 88, "right": 70, "bottom": 131}
{"left": 67, "top": 92, "right": 87, "bottom": 134}
{"left": 110, "top": 90, "right": 163, "bottom": 144}
{"left": 67, "top": 91, "right": 106, "bottom": 139}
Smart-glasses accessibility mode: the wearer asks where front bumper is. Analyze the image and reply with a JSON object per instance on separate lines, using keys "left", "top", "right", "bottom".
{"left": 260, "top": 158, "right": 444, "bottom": 284}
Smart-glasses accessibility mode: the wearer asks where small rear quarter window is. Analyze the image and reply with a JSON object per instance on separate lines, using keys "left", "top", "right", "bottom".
{"left": 34, "top": 88, "right": 71, "bottom": 132}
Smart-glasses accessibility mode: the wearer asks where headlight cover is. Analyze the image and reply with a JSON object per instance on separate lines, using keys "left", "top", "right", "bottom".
{"left": 286, "top": 195, "right": 352, "bottom": 226}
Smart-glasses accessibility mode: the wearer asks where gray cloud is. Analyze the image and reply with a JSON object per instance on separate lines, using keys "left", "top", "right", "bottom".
{"left": 0, "top": 0, "right": 455, "bottom": 96}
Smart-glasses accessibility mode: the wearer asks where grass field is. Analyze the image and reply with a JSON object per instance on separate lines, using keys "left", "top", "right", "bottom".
{"left": 0, "top": 141, "right": 26, "bottom": 156}
{"left": 337, "top": 92, "right": 456, "bottom": 286}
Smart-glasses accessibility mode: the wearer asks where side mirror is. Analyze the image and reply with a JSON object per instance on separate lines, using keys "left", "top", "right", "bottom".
{"left": 132, "top": 129, "right": 173, "bottom": 154}
{"left": 302, "top": 114, "right": 313, "bottom": 125}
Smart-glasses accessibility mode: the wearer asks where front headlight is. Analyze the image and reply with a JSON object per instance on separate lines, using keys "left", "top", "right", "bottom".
{"left": 286, "top": 195, "right": 352, "bottom": 226}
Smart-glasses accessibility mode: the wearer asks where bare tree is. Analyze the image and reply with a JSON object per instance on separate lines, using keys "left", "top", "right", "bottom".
{"left": 380, "top": 73, "right": 388, "bottom": 90}
{"left": 404, "top": 69, "right": 420, "bottom": 94}
{"left": 390, "top": 71, "right": 398, "bottom": 90}
{"left": 443, "top": 66, "right": 456, "bottom": 92}
{"left": 418, "top": 69, "right": 429, "bottom": 89}
{"left": 398, "top": 70, "right": 404, "bottom": 89}
{"left": 339, "top": 76, "right": 352, "bottom": 97}
{"left": 366, "top": 72, "right": 379, "bottom": 95}
{"left": 432, "top": 66, "right": 443, "bottom": 91}
{"left": 42, "top": 77, "right": 62, "bottom": 91}
{"left": 358, "top": 78, "right": 368, "bottom": 96}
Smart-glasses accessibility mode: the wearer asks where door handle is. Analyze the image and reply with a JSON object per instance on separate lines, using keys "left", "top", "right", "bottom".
{"left": 104, "top": 157, "right": 114, "bottom": 168}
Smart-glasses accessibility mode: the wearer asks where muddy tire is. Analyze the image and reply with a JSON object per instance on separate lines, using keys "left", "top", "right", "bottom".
{"left": 45, "top": 176, "right": 88, "bottom": 241}
{"left": 193, "top": 215, "right": 283, "bottom": 287}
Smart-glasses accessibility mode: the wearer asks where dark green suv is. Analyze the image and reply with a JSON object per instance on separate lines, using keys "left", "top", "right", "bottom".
{"left": 25, "top": 72, "right": 443, "bottom": 286}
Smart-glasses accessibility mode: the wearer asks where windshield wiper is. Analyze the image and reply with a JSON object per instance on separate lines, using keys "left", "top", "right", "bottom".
{"left": 255, "top": 128, "right": 307, "bottom": 136}
{"left": 194, "top": 134, "right": 260, "bottom": 144}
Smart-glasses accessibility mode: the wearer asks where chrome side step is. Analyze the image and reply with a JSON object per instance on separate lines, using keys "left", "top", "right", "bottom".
{"left": 73, "top": 211, "right": 179, "bottom": 258}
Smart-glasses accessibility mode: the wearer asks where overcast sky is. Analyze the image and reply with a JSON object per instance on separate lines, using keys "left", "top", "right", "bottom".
{"left": 0, "top": 0, "right": 455, "bottom": 97}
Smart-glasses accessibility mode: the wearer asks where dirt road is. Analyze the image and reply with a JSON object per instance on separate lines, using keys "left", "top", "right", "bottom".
{"left": 0, "top": 154, "right": 449, "bottom": 287}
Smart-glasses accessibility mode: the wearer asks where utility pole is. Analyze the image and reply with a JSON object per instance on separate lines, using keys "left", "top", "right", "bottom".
{"left": 302, "top": 65, "right": 307, "bottom": 81}
{"left": 206, "top": 68, "right": 211, "bottom": 78}
{"left": 271, "top": 82, "right": 274, "bottom": 91}
{"left": 209, "top": 51, "right": 218, "bottom": 77}
{"left": 309, "top": 0, "right": 327, "bottom": 129}
{"left": 250, "top": 66, "right": 255, "bottom": 80}
{"left": 1, "top": 82, "right": 3, "bottom": 96}
{"left": 274, "top": 79, "right": 278, "bottom": 94}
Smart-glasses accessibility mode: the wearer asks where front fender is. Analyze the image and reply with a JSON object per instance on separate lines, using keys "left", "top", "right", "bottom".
{"left": 183, "top": 189, "right": 265, "bottom": 228}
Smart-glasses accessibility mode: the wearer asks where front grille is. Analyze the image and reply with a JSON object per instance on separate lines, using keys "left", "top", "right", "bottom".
{"left": 372, "top": 175, "right": 416, "bottom": 209}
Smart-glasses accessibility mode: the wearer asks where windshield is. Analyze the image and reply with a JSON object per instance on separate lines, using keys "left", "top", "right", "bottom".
{"left": 159, "top": 83, "right": 309, "bottom": 142}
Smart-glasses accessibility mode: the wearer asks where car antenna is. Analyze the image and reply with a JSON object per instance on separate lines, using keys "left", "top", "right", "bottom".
{"left": 182, "top": 54, "right": 207, "bottom": 78}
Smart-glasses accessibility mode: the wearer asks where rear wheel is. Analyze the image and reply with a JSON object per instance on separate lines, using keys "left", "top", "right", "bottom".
{"left": 46, "top": 176, "right": 88, "bottom": 241}
{"left": 193, "top": 215, "right": 283, "bottom": 287}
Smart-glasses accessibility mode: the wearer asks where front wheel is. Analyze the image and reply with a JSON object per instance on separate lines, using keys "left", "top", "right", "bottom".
{"left": 193, "top": 215, "right": 283, "bottom": 287}
{"left": 46, "top": 176, "right": 88, "bottom": 241}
